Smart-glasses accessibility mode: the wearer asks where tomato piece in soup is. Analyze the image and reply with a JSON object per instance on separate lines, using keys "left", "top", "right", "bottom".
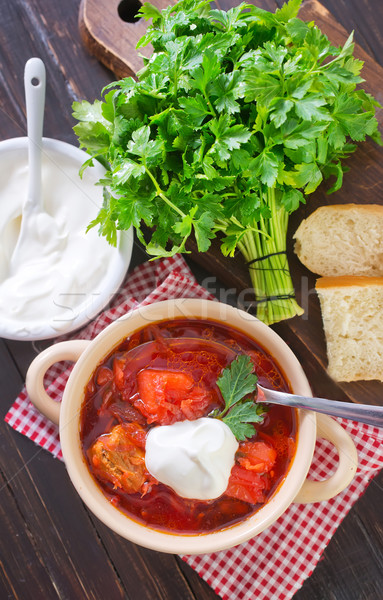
{"left": 237, "top": 440, "right": 277, "bottom": 473}
{"left": 88, "top": 422, "right": 156, "bottom": 496}
{"left": 225, "top": 441, "right": 277, "bottom": 504}
{"left": 225, "top": 465, "right": 267, "bottom": 504}
{"left": 135, "top": 368, "right": 212, "bottom": 425}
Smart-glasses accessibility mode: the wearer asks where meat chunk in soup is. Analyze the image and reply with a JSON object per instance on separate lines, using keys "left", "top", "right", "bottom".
{"left": 89, "top": 422, "right": 156, "bottom": 495}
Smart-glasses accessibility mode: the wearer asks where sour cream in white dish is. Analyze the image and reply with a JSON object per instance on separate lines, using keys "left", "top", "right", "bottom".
{"left": 145, "top": 417, "right": 239, "bottom": 500}
{"left": 0, "top": 137, "right": 133, "bottom": 340}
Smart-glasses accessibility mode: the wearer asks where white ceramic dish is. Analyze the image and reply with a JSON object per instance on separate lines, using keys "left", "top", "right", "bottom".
{"left": 26, "top": 299, "right": 358, "bottom": 554}
{"left": 0, "top": 136, "right": 133, "bottom": 340}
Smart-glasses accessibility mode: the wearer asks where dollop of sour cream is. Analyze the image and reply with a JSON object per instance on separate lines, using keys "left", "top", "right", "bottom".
{"left": 0, "top": 144, "right": 123, "bottom": 337}
{"left": 145, "top": 417, "right": 239, "bottom": 500}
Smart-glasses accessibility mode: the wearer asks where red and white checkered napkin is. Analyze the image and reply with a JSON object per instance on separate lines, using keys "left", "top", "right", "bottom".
{"left": 5, "top": 255, "right": 383, "bottom": 600}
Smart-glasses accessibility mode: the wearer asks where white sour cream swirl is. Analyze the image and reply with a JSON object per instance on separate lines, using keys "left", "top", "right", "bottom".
{"left": 145, "top": 417, "right": 239, "bottom": 500}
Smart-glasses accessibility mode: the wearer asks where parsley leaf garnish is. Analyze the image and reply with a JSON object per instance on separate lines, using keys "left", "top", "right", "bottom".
{"left": 214, "top": 355, "right": 266, "bottom": 442}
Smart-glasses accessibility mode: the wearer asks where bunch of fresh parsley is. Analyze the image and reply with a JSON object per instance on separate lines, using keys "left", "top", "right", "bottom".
{"left": 73, "top": 0, "right": 381, "bottom": 324}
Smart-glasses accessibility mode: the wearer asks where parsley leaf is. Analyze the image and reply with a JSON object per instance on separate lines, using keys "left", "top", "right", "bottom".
{"left": 222, "top": 402, "right": 266, "bottom": 442}
{"left": 214, "top": 355, "right": 266, "bottom": 441}
{"left": 209, "top": 114, "right": 251, "bottom": 161}
{"left": 249, "top": 149, "right": 279, "bottom": 187}
{"left": 217, "top": 355, "right": 257, "bottom": 411}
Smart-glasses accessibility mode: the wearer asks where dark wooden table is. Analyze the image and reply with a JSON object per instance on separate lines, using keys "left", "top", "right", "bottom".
{"left": 0, "top": 1, "right": 382, "bottom": 599}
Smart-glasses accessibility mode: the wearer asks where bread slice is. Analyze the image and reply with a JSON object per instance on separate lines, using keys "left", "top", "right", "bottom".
{"left": 316, "top": 276, "right": 383, "bottom": 382}
{"left": 294, "top": 204, "right": 383, "bottom": 276}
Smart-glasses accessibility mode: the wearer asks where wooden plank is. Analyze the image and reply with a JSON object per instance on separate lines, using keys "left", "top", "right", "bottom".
{"left": 0, "top": 461, "right": 59, "bottom": 600}
{"left": 176, "top": 557, "right": 222, "bottom": 600}
{"left": 317, "top": 0, "right": 383, "bottom": 66}
{"left": 0, "top": 342, "right": 128, "bottom": 599}
{"left": 84, "top": 518, "right": 207, "bottom": 600}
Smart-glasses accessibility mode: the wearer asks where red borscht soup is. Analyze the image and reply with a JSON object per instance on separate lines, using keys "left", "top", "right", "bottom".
{"left": 80, "top": 318, "right": 296, "bottom": 534}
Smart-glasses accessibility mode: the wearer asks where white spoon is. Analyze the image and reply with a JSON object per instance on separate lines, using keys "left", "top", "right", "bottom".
{"left": 10, "top": 58, "right": 46, "bottom": 268}
{"left": 25, "top": 58, "right": 46, "bottom": 210}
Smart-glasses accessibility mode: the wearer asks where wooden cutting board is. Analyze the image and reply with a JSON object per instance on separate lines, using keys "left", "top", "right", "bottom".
{"left": 78, "top": 0, "right": 383, "bottom": 406}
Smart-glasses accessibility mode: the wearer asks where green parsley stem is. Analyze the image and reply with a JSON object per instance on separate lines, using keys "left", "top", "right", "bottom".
{"left": 203, "top": 90, "right": 217, "bottom": 116}
{"left": 237, "top": 189, "right": 304, "bottom": 325}
{"left": 158, "top": 191, "right": 186, "bottom": 218}
{"left": 145, "top": 167, "right": 186, "bottom": 218}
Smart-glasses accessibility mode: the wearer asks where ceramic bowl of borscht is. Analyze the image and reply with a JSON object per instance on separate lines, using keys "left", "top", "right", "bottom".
{"left": 26, "top": 299, "right": 357, "bottom": 554}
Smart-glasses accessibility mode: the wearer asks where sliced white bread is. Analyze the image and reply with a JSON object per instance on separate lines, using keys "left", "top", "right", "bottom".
{"left": 293, "top": 204, "right": 383, "bottom": 276}
{"left": 316, "top": 276, "right": 383, "bottom": 382}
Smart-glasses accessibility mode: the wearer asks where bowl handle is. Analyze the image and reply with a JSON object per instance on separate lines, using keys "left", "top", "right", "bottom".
{"left": 293, "top": 413, "right": 358, "bottom": 503}
{"left": 25, "top": 340, "right": 91, "bottom": 426}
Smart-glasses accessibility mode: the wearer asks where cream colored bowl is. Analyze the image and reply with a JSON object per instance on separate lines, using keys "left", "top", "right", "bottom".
{"left": 26, "top": 299, "right": 358, "bottom": 554}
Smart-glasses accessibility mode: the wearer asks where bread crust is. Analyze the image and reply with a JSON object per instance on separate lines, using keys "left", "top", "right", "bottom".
{"left": 316, "top": 276, "right": 383, "bottom": 289}
{"left": 301, "top": 203, "right": 383, "bottom": 217}
{"left": 294, "top": 203, "right": 383, "bottom": 277}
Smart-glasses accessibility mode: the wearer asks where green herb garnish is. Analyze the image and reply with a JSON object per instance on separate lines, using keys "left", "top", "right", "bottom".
{"left": 213, "top": 355, "right": 266, "bottom": 441}
{"left": 73, "top": 0, "right": 382, "bottom": 325}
